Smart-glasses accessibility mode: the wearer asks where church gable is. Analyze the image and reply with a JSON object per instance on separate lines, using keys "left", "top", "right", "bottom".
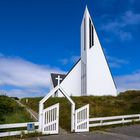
{"left": 51, "top": 73, "right": 66, "bottom": 88}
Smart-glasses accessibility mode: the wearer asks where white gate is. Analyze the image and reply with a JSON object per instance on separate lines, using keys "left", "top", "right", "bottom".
{"left": 42, "top": 103, "right": 59, "bottom": 134}
{"left": 75, "top": 104, "right": 89, "bottom": 132}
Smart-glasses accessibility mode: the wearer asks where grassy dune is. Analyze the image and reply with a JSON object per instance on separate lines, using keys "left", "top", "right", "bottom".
{"left": 0, "top": 96, "right": 33, "bottom": 124}
{"left": 21, "top": 90, "right": 140, "bottom": 131}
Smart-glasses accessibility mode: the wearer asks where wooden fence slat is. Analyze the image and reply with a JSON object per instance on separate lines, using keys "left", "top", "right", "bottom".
{"left": 89, "top": 114, "right": 140, "bottom": 127}
{"left": 0, "top": 122, "right": 39, "bottom": 129}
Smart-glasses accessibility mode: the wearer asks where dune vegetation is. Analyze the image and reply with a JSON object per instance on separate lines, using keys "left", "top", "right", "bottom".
{"left": 21, "top": 90, "right": 140, "bottom": 131}
{"left": 0, "top": 95, "right": 33, "bottom": 124}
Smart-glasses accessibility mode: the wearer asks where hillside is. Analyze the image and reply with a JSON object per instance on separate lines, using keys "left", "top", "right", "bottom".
{"left": 0, "top": 95, "right": 33, "bottom": 124}
{"left": 21, "top": 90, "right": 140, "bottom": 130}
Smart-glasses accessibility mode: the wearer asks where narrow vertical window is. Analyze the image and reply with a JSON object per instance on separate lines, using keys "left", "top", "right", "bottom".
{"left": 92, "top": 25, "right": 94, "bottom": 46}
{"left": 89, "top": 18, "right": 94, "bottom": 48}
{"left": 84, "top": 18, "right": 86, "bottom": 50}
{"left": 89, "top": 19, "right": 92, "bottom": 48}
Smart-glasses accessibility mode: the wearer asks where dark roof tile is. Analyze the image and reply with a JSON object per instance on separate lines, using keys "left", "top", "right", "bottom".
{"left": 51, "top": 73, "right": 66, "bottom": 87}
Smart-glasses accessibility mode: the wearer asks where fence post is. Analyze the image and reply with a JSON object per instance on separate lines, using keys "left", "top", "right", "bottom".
{"left": 122, "top": 117, "right": 124, "bottom": 124}
{"left": 100, "top": 120, "right": 103, "bottom": 125}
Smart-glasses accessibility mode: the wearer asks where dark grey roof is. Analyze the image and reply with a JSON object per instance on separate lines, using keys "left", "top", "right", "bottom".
{"left": 51, "top": 73, "right": 66, "bottom": 87}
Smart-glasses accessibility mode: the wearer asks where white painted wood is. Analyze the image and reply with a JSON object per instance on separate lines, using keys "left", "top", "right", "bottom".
{"left": 55, "top": 75, "right": 62, "bottom": 85}
{"left": 89, "top": 119, "right": 140, "bottom": 127}
{"left": 89, "top": 114, "right": 140, "bottom": 127}
{"left": 39, "top": 85, "right": 75, "bottom": 133}
{"left": 55, "top": 75, "right": 63, "bottom": 97}
{"left": 0, "top": 122, "right": 39, "bottom": 137}
{"left": 0, "top": 122, "right": 39, "bottom": 129}
{"left": 75, "top": 104, "right": 89, "bottom": 132}
{"left": 42, "top": 103, "right": 59, "bottom": 134}
{"left": 89, "top": 114, "right": 140, "bottom": 122}
{"left": 39, "top": 85, "right": 59, "bottom": 132}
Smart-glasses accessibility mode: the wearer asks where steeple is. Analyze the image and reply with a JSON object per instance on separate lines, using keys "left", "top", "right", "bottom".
{"left": 80, "top": 6, "right": 91, "bottom": 95}
{"left": 80, "top": 6, "right": 117, "bottom": 96}
{"left": 84, "top": 5, "right": 88, "bottom": 16}
{"left": 81, "top": 6, "right": 94, "bottom": 53}
{"left": 50, "top": 5, "right": 117, "bottom": 97}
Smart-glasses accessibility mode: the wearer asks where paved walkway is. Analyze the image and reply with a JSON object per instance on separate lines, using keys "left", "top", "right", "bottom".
{"left": 26, "top": 124, "right": 140, "bottom": 140}
{"left": 106, "top": 124, "right": 140, "bottom": 138}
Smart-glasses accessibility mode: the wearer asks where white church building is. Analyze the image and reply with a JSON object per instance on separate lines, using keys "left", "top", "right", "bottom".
{"left": 50, "top": 7, "right": 117, "bottom": 97}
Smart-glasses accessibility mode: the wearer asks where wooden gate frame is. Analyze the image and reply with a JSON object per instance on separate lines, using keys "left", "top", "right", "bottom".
{"left": 75, "top": 104, "right": 89, "bottom": 132}
{"left": 42, "top": 103, "right": 59, "bottom": 134}
{"left": 39, "top": 85, "right": 75, "bottom": 133}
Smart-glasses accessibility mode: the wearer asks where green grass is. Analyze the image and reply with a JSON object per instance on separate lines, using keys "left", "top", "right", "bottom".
{"left": 0, "top": 95, "right": 33, "bottom": 124}
{"left": 3, "top": 108, "right": 33, "bottom": 124}
{"left": 21, "top": 90, "right": 140, "bottom": 131}
{"left": 0, "top": 137, "right": 20, "bottom": 140}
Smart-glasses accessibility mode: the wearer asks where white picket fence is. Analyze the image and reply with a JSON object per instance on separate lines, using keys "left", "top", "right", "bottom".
{"left": 89, "top": 114, "right": 140, "bottom": 127}
{"left": 1, "top": 114, "right": 140, "bottom": 137}
{"left": 0, "top": 122, "right": 39, "bottom": 137}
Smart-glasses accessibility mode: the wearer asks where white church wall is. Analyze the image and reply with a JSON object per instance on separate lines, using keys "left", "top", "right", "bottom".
{"left": 59, "top": 60, "right": 81, "bottom": 97}
{"left": 86, "top": 27, "right": 117, "bottom": 96}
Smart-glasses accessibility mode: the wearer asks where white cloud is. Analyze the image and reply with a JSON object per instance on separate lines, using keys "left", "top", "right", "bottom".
{"left": 59, "top": 58, "right": 69, "bottom": 65}
{"left": 2, "top": 88, "right": 47, "bottom": 98}
{"left": 101, "top": 10, "right": 140, "bottom": 41}
{"left": 118, "top": 31, "right": 132, "bottom": 41}
{"left": 107, "top": 56, "right": 129, "bottom": 68}
{"left": 0, "top": 55, "right": 64, "bottom": 89}
{"left": 115, "top": 70, "right": 140, "bottom": 92}
{"left": 59, "top": 55, "right": 79, "bottom": 65}
{"left": 70, "top": 55, "right": 79, "bottom": 63}
{"left": 0, "top": 53, "right": 3, "bottom": 57}
{"left": 122, "top": 10, "right": 140, "bottom": 25}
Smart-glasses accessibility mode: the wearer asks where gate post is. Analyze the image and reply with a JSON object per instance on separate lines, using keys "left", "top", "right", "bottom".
{"left": 39, "top": 102, "right": 44, "bottom": 132}
{"left": 71, "top": 103, "right": 75, "bottom": 132}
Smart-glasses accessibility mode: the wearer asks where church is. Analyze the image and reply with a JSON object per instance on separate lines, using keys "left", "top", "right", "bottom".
{"left": 50, "top": 7, "right": 117, "bottom": 97}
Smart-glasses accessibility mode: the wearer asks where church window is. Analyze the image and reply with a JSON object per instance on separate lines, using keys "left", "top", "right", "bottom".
{"left": 89, "top": 19, "right": 91, "bottom": 48}
{"left": 92, "top": 24, "right": 94, "bottom": 46}
{"left": 89, "top": 18, "right": 94, "bottom": 48}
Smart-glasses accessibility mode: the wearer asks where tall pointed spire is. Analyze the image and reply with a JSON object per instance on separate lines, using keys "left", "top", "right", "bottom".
{"left": 84, "top": 5, "right": 89, "bottom": 19}
{"left": 81, "top": 5, "right": 117, "bottom": 96}
{"left": 85, "top": 5, "right": 88, "bottom": 13}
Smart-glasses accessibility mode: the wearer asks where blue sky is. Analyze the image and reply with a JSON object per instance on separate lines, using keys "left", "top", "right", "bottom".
{"left": 0, "top": 0, "right": 140, "bottom": 97}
